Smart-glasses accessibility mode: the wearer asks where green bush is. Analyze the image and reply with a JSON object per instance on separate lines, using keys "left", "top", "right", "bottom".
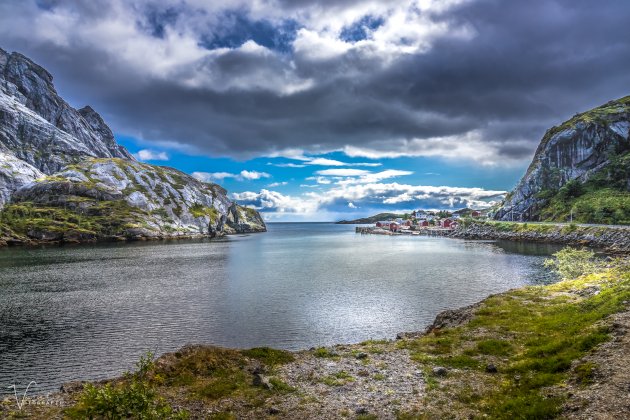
{"left": 544, "top": 248, "right": 601, "bottom": 280}
{"left": 67, "top": 351, "right": 188, "bottom": 419}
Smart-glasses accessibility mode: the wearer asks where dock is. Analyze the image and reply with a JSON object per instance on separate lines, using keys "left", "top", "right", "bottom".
{"left": 355, "top": 226, "right": 454, "bottom": 236}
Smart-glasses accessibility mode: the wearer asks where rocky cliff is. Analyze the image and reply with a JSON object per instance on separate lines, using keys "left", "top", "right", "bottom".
{"left": 0, "top": 49, "right": 134, "bottom": 175}
{"left": 495, "top": 96, "right": 630, "bottom": 222}
{"left": 0, "top": 48, "right": 265, "bottom": 244}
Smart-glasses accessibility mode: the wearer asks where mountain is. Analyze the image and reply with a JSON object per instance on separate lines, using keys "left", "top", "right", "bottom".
{"left": 336, "top": 212, "right": 406, "bottom": 224}
{"left": 0, "top": 48, "right": 265, "bottom": 245}
{"left": 0, "top": 49, "right": 133, "bottom": 173}
{"left": 494, "top": 96, "right": 630, "bottom": 224}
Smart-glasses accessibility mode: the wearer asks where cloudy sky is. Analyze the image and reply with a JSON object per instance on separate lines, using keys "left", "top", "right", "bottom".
{"left": 1, "top": 0, "right": 629, "bottom": 221}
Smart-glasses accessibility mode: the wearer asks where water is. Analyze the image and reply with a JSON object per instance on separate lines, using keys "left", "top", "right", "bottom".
{"left": 0, "top": 223, "right": 562, "bottom": 395}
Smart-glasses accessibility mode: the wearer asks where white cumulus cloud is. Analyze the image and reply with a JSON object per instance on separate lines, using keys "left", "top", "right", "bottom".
{"left": 239, "top": 170, "right": 271, "bottom": 180}
{"left": 134, "top": 149, "right": 169, "bottom": 161}
{"left": 316, "top": 168, "right": 372, "bottom": 177}
{"left": 192, "top": 170, "right": 270, "bottom": 182}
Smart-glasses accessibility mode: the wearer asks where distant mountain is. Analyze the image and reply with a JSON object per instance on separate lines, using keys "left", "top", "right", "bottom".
{"left": 0, "top": 48, "right": 265, "bottom": 245}
{"left": 495, "top": 96, "right": 630, "bottom": 224}
{"left": 336, "top": 213, "right": 405, "bottom": 224}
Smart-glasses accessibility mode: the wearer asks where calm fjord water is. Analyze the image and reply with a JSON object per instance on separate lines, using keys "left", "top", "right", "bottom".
{"left": 0, "top": 223, "right": 561, "bottom": 394}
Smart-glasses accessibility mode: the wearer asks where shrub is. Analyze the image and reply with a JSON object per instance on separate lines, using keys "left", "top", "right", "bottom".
{"left": 544, "top": 248, "right": 601, "bottom": 280}
{"left": 313, "top": 347, "right": 337, "bottom": 358}
{"left": 67, "top": 351, "right": 188, "bottom": 419}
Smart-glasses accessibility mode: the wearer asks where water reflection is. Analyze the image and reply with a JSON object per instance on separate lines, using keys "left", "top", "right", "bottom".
{"left": 0, "top": 224, "right": 562, "bottom": 395}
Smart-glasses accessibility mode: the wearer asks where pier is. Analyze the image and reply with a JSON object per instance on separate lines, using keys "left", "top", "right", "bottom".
{"left": 355, "top": 226, "right": 454, "bottom": 236}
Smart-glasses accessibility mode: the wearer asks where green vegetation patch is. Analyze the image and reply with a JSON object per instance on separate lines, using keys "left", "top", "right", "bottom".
{"left": 312, "top": 347, "right": 339, "bottom": 359}
{"left": 0, "top": 198, "right": 156, "bottom": 241}
{"left": 67, "top": 352, "right": 188, "bottom": 419}
{"left": 537, "top": 152, "right": 630, "bottom": 224}
{"left": 482, "top": 220, "right": 557, "bottom": 233}
{"left": 134, "top": 345, "right": 295, "bottom": 410}
{"left": 190, "top": 203, "right": 220, "bottom": 222}
{"left": 321, "top": 370, "right": 355, "bottom": 387}
{"left": 470, "top": 339, "right": 513, "bottom": 356}
{"left": 398, "top": 249, "right": 630, "bottom": 418}
{"left": 241, "top": 347, "right": 295, "bottom": 366}
{"left": 541, "top": 187, "right": 630, "bottom": 225}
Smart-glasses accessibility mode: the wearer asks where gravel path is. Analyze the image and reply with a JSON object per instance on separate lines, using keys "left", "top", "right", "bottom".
{"left": 269, "top": 343, "right": 424, "bottom": 419}
{"left": 564, "top": 306, "right": 630, "bottom": 419}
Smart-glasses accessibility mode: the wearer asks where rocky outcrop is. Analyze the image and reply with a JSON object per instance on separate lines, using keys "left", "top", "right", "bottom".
{"left": 0, "top": 48, "right": 266, "bottom": 244}
{"left": 0, "top": 48, "right": 134, "bottom": 175}
{"left": 224, "top": 202, "right": 267, "bottom": 234}
{"left": 2, "top": 158, "right": 266, "bottom": 244}
{"left": 495, "top": 96, "right": 630, "bottom": 221}
{"left": 0, "top": 149, "right": 43, "bottom": 207}
{"left": 451, "top": 221, "right": 630, "bottom": 253}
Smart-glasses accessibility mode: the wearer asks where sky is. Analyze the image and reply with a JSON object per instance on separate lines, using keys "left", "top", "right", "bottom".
{"left": 1, "top": 0, "right": 629, "bottom": 221}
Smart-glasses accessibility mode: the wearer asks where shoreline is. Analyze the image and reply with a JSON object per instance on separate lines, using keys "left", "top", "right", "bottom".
{"left": 354, "top": 221, "right": 630, "bottom": 253}
{"left": 0, "top": 227, "right": 267, "bottom": 248}
{"left": 450, "top": 221, "right": 630, "bottom": 253}
{"left": 4, "top": 256, "right": 629, "bottom": 418}
{"left": 0, "top": 291, "right": 496, "bottom": 418}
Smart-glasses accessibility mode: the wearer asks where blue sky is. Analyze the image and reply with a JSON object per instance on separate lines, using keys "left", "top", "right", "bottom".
{"left": 2, "top": 0, "right": 629, "bottom": 221}
{"left": 118, "top": 135, "right": 517, "bottom": 221}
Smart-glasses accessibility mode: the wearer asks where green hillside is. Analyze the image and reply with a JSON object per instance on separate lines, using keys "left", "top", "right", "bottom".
{"left": 537, "top": 152, "right": 630, "bottom": 224}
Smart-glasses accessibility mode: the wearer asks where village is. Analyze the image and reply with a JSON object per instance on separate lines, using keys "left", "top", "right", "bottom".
{"left": 356, "top": 208, "right": 489, "bottom": 235}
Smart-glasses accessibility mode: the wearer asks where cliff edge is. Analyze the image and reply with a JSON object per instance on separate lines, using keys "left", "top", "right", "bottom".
{"left": 495, "top": 96, "right": 630, "bottom": 223}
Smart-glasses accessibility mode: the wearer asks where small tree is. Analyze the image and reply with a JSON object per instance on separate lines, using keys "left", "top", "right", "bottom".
{"left": 544, "top": 248, "right": 600, "bottom": 280}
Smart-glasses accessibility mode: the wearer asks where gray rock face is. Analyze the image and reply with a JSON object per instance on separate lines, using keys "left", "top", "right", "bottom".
{"left": 10, "top": 158, "right": 266, "bottom": 239}
{"left": 0, "top": 47, "right": 134, "bottom": 180}
{"left": 495, "top": 96, "right": 630, "bottom": 221}
{"left": 0, "top": 149, "right": 43, "bottom": 207}
{"left": 224, "top": 201, "right": 267, "bottom": 234}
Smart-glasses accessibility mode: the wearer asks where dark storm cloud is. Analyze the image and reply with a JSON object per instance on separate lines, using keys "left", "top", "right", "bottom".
{"left": 1, "top": 0, "right": 629, "bottom": 163}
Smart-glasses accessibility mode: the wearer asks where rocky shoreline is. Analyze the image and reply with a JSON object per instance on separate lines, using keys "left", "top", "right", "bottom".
{"left": 0, "top": 227, "right": 266, "bottom": 248}
{"left": 449, "top": 221, "right": 630, "bottom": 253}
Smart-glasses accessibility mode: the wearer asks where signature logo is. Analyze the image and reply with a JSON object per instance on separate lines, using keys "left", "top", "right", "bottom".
{"left": 8, "top": 381, "right": 37, "bottom": 410}
{"left": 7, "top": 381, "right": 65, "bottom": 410}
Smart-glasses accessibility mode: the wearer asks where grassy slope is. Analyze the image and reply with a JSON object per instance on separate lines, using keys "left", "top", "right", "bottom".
{"left": 535, "top": 151, "right": 630, "bottom": 224}
{"left": 398, "top": 259, "right": 630, "bottom": 418}
{"left": 0, "top": 199, "right": 152, "bottom": 241}
{"left": 470, "top": 220, "right": 600, "bottom": 234}
{"left": 541, "top": 188, "right": 630, "bottom": 225}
